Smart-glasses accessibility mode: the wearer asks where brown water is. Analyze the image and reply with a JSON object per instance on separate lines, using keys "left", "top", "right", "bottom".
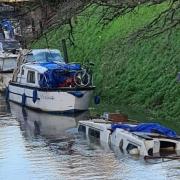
{"left": 0, "top": 95, "right": 180, "bottom": 180}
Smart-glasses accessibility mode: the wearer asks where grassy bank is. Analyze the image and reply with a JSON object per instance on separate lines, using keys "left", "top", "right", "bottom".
{"left": 32, "top": 3, "right": 180, "bottom": 123}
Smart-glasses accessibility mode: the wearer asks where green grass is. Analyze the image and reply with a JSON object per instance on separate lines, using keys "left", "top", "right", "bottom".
{"left": 32, "top": 3, "right": 180, "bottom": 127}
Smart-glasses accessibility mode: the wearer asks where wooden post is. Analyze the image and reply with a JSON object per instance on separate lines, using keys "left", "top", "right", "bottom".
{"left": 39, "top": 21, "right": 43, "bottom": 36}
{"left": 62, "top": 39, "right": 69, "bottom": 63}
{"left": 31, "top": 18, "right": 36, "bottom": 38}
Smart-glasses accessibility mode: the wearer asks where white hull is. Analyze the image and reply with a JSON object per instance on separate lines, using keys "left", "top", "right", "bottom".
{"left": 0, "top": 54, "right": 18, "bottom": 72}
{"left": 8, "top": 83, "right": 94, "bottom": 113}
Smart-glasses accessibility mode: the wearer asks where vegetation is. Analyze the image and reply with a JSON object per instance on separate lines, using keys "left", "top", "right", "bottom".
{"left": 32, "top": 3, "right": 180, "bottom": 128}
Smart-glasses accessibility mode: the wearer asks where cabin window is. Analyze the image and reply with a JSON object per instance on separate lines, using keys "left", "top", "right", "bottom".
{"left": 148, "top": 148, "right": 153, "bottom": 156}
{"left": 21, "top": 68, "right": 24, "bottom": 75}
{"left": 38, "top": 73, "right": 44, "bottom": 81}
{"left": 119, "top": 139, "right": 124, "bottom": 150}
{"left": 78, "top": 125, "right": 86, "bottom": 133}
{"left": 27, "top": 71, "right": 35, "bottom": 84}
{"left": 126, "top": 143, "right": 138, "bottom": 153}
{"left": 88, "top": 128, "right": 100, "bottom": 139}
{"left": 160, "top": 141, "right": 176, "bottom": 154}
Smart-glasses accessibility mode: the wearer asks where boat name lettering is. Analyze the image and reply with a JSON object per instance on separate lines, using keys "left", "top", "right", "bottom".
{"left": 40, "top": 95, "right": 54, "bottom": 100}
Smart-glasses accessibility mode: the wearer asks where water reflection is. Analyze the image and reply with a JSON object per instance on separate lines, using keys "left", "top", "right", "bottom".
{"left": 9, "top": 102, "right": 89, "bottom": 139}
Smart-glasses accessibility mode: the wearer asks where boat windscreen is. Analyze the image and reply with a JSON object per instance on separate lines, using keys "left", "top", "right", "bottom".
{"left": 27, "top": 50, "right": 65, "bottom": 63}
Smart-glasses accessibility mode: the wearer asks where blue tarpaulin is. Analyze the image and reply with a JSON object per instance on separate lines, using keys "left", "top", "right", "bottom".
{"left": 39, "top": 62, "right": 81, "bottom": 71}
{"left": 38, "top": 62, "right": 81, "bottom": 88}
{"left": 111, "top": 123, "right": 177, "bottom": 138}
{"left": 1, "top": 19, "right": 14, "bottom": 38}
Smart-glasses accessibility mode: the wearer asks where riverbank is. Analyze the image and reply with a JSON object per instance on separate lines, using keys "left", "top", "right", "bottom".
{"left": 32, "top": 2, "right": 180, "bottom": 123}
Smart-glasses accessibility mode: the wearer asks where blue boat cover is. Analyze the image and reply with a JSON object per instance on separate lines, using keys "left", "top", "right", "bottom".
{"left": 38, "top": 62, "right": 81, "bottom": 88}
{"left": 111, "top": 123, "right": 177, "bottom": 138}
{"left": 1, "top": 19, "right": 14, "bottom": 38}
{"left": 39, "top": 62, "right": 81, "bottom": 71}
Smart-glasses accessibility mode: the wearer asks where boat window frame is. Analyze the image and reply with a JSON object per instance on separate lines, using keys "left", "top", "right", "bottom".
{"left": 88, "top": 128, "right": 100, "bottom": 139}
{"left": 78, "top": 125, "right": 86, "bottom": 133}
{"left": 27, "top": 70, "right": 36, "bottom": 84}
{"left": 126, "top": 143, "right": 138, "bottom": 153}
{"left": 21, "top": 67, "right": 24, "bottom": 75}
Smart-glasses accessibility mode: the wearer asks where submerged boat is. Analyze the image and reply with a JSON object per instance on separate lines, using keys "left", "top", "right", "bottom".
{"left": 7, "top": 49, "right": 95, "bottom": 113}
{"left": 78, "top": 113, "right": 180, "bottom": 157}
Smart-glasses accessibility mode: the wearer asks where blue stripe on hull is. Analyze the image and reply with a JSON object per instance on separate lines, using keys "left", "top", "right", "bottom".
{"left": 9, "top": 91, "right": 40, "bottom": 100}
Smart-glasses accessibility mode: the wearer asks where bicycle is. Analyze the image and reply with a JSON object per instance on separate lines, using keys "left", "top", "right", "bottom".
{"left": 73, "top": 61, "right": 94, "bottom": 87}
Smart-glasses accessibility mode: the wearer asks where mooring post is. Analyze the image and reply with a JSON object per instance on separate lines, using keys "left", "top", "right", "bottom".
{"left": 39, "top": 21, "right": 43, "bottom": 36}
{"left": 62, "top": 39, "right": 69, "bottom": 63}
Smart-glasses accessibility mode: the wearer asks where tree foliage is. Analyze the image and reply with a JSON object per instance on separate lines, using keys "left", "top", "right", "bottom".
{"left": 37, "top": 0, "right": 180, "bottom": 40}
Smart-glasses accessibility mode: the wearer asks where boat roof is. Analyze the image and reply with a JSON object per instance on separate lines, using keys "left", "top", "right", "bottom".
{"left": 79, "top": 119, "right": 112, "bottom": 130}
{"left": 21, "top": 61, "right": 68, "bottom": 74}
{"left": 21, "top": 60, "right": 81, "bottom": 76}
{"left": 28, "top": 49, "right": 61, "bottom": 54}
{"left": 27, "top": 49, "right": 63, "bottom": 58}
{"left": 25, "top": 49, "right": 65, "bottom": 63}
{"left": 79, "top": 119, "right": 178, "bottom": 139}
{"left": 0, "top": 53, "right": 18, "bottom": 57}
{"left": 22, "top": 63, "right": 47, "bottom": 74}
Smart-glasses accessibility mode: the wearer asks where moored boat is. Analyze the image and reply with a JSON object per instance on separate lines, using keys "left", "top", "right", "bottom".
{"left": 0, "top": 40, "right": 21, "bottom": 72}
{"left": 78, "top": 113, "right": 180, "bottom": 157}
{"left": 7, "top": 49, "right": 95, "bottom": 113}
{"left": 0, "top": 18, "right": 22, "bottom": 72}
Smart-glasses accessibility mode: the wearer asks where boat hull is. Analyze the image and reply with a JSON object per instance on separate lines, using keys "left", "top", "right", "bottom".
{"left": 8, "top": 83, "right": 94, "bottom": 113}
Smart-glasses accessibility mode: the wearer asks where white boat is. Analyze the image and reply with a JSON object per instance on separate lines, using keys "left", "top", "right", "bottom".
{"left": 78, "top": 114, "right": 180, "bottom": 157}
{"left": 0, "top": 53, "right": 18, "bottom": 72}
{"left": 0, "top": 40, "right": 21, "bottom": 72}
{"left": 7, "top": 49, "right": 95, "bottom": 113}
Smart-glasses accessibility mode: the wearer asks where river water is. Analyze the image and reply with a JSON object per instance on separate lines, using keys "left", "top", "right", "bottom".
{"left": 0, "top": 95, "right": 180, "bottom": 180}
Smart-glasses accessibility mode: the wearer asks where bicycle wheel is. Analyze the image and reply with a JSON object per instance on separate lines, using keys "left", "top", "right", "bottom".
{"left": 74, "top": 70, "right": 91, "bottom": 87}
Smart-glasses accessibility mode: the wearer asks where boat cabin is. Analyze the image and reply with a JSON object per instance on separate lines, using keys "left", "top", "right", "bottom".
{"left": 13, "top": 49, "right": 91, "bottom": 89}
{"left": 16, "top": 63, "right": 47, "bottom": 87}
